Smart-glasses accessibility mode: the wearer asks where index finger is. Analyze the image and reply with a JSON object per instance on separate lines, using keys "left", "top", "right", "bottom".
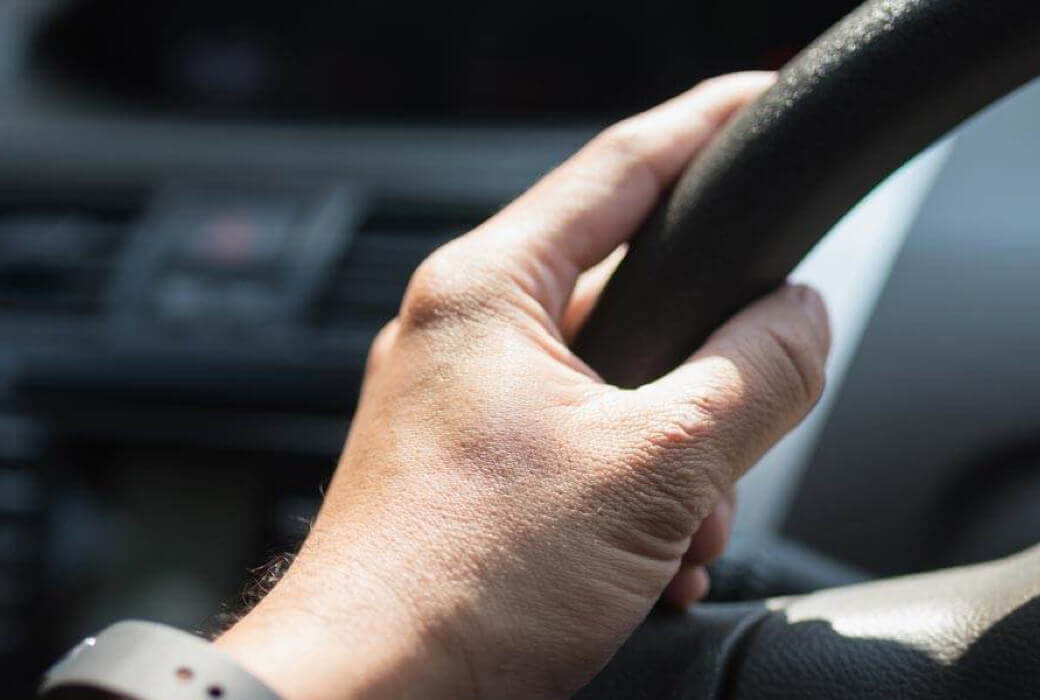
{"left": 473, "top": 72, "right": 776, "bottom": 321}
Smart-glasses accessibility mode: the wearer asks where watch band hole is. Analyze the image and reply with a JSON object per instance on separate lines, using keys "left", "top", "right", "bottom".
{"left": 175, "top": 667, "right": 194, "bottom": 681}
{"left": 208, "top": 684, "right": 225, "bottom": 697}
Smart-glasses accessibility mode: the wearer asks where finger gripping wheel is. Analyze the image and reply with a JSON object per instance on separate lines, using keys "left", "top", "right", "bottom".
{"left": 575, "top": 0, "right": 1040, "bottom": 388}
{"left": 575, "top": 1, "right": 1040, "bottom": 697}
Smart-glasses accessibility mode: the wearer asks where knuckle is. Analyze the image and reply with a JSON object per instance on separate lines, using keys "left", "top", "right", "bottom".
{"left": 595, "top": 120, "right": 642, "bottom": 153}
{"left": 591, "top": 123, "right": 650, "bottom": 173}
{"left": 400, "top": 245, "right": 485, "bottom": 329}
{"left": 374, "top": 317, "right": 399, "bottom": 345}
{"left": 694, "top": 74, "right": 730, "bottom": 93}
{"left": 641, "top": 385, "right": 746, "bottom": 460}
{"left": 642, "top": 403, "right": 716, "bottom": 453}
{"left": 590, "top": 122, "right": 666, "bottom": 195}
{"left": 365, "top": 318, "right": 399, "bottom": 372}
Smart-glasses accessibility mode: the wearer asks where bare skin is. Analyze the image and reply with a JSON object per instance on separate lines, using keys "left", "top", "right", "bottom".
{"left": 216, "top": 71, "right": 830, "bottom": 699}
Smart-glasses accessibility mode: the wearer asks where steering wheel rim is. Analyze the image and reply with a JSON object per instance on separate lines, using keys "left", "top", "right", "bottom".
{"left": 575, "top": 0, "right": 1040, "bottom": 387}
{"left": 574, "top": 1, "right": 1040, "bottom": 696}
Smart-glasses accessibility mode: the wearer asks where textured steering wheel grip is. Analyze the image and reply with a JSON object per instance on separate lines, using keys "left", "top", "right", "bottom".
{"left": 574, "top": 0, "right": 1040, "bottom": 388}
{"left": 580, "top": 546, "right": 1040, "bottom": 698}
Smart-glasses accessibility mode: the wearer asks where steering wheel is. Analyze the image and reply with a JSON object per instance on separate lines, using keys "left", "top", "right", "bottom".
{"left": 573, "top": 0, "right": 1040, "bottom": 696}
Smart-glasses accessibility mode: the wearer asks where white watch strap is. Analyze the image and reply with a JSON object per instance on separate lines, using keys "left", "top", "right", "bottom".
{"left": 39, "top": 620, "right": 282, "bottom": 699}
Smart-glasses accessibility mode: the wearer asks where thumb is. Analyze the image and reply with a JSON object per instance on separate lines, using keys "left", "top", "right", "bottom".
{"left": 603, "top": 285, "right": 829, "bottom": 535}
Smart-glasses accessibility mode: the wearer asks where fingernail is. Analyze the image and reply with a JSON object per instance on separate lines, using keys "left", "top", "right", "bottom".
{"left": 791, "top": 283, "right": 819, "bottom": 309}
{"left": 694, "top": 567, "right": 712, "bottom": 602}
{"left": 663, "top": 565, "right": 712, "bottom": 609}
{"left": 714, "top": 499, "right": 732, "bottom": 542}
{"left": 791, "top": 284, "right": 829, "bottom": 343}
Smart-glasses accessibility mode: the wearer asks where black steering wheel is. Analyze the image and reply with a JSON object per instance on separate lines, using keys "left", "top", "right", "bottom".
{"left": 574, "top": 0, "right": 1040, "bottom": 696}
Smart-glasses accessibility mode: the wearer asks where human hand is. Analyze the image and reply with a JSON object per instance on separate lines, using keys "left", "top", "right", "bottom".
{"left": 216, "top": 71, "right": 830, "bottom": 699}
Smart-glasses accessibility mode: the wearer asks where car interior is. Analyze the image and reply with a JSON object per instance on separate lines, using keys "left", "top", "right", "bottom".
{"left": 4, "top": 0, "right": 1040, "bottom": 696}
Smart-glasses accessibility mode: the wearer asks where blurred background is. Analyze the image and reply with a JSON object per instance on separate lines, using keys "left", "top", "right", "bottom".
{"left": 3, "top": 0, "right": 1040, "bottom": 693}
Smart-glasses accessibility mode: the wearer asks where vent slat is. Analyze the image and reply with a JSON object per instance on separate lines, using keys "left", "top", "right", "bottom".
{"left": 0, "top": 215, "right": 127, "bottom": 317}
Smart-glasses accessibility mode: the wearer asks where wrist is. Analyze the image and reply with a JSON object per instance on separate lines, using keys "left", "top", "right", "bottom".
{"left": 215, "top": 552, "right": 477, "bottom": 700}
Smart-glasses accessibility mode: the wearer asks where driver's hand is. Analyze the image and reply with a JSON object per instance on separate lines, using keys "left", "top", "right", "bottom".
{"left": 217, "top": 72, "right": 830, "bottom": 699}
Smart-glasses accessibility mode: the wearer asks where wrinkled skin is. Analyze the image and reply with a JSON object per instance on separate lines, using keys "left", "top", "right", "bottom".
{"left": 217, "top": 72, "right": 830, "bottom": 699}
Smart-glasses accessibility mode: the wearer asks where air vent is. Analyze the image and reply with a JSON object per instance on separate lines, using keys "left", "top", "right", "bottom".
{"left": 0, "top": 212, "right": 129, "bottom": 316}
{"left": 313, "top": 203, "right": 492, "bottom": 329}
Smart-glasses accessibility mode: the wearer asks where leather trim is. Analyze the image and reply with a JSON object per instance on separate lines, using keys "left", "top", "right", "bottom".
{"left": 584, "top": 547, "right": 1040, "bottom": 698}
{"left": 576, "top": 604, "right": 769, "bottom": 700}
